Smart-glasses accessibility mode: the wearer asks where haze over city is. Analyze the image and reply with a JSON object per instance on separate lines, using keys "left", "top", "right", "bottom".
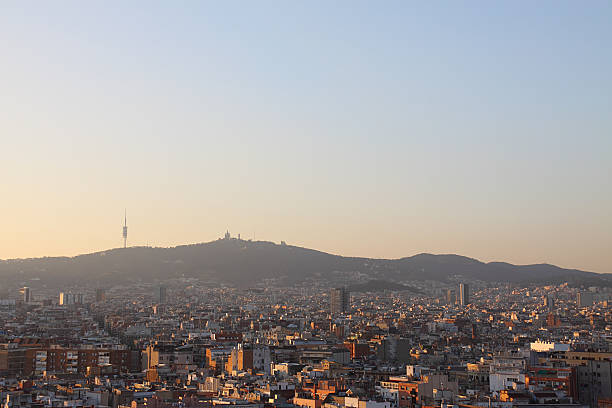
{"left": 1, "top": 1, "right": 611, "bottom": 274}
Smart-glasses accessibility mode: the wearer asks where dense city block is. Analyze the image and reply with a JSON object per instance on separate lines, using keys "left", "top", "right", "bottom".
{"left": 2, "top": 274, "right": 612, "bottom": 408}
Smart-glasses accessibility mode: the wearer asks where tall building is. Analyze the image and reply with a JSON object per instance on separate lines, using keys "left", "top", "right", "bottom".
{"left": 577, "top": 291, "right": 594, "bottom": 308}
{"left": 59, "top": 292, "right": 83, "bottom": 306}
{"left": 446, "top": 289, "right": 456, "bottom": 305}
{"left": 59, "top": 292, "right": 71, "bottom": 305}
{"left": 95, "top": 288, "right": 106, "bottom": 302}
{"left": 459, "top": 283, "right": 469, "bottom": 306}
{"left": 330, "top": 287, "right": 350, "bottom": 315}
{"left": 21, "top": 287, "right": 30, "bottom": 303}
{"left": 544, "top": 294, "right": 555, "bottom": 313}
{"left": 154, "top": 285, "right": 167, "bottom": 304}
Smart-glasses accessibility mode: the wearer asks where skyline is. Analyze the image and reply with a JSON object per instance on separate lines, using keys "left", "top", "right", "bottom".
{"left": 0, "top": 223, "right": 607, "bottom": 275}
{"left": 1, "top": 1, "right": 611, "bottom": 272}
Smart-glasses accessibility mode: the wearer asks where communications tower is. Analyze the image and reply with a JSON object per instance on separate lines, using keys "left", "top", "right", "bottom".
{"left": 122, "top": 210, "right": 128, "bottom": 248}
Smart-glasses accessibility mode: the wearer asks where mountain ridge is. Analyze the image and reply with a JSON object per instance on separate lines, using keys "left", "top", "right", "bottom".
{"left": 0, "top": 238, "right": 606, "bottom": 288}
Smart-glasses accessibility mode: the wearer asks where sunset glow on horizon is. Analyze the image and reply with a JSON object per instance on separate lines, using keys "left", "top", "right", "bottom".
{"left": 1, "top": 1, "right": 610, "bottom": 273}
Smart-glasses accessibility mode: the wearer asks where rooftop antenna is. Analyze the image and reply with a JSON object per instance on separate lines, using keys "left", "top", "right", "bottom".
{"left": 122, "top": 210, "right": 128, "bottom": 248}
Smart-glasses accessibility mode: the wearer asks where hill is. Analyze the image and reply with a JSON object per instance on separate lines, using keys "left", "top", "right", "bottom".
{"left": 347, "top": 279, "right": 423, "bottom": 293}
{"left": 0, "top": 238, "right": 606, "bottom": 288}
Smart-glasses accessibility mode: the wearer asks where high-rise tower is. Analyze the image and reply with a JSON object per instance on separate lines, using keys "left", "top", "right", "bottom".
{"left": 122, "top": 210, "right": 128, "bottom": 248}
{"left": 154, "top": 285, "right": 167, "bottom": 304}
{"left": 96, "top": 288, "right": 106, "bottom": 302}
{"left": 459, "top": 283, "right": 470, "bottom": 306}
{"left": 22, "top": 287, "right": 31, "bottom": 303}
{"left": 544, "top": 294, "right": 555, "bottom": 313}
{"left": 446, "top": 289, "right": 456, "bottom": 305}
{"left": 330, "top": 287, "right": 350, "bottom": 315}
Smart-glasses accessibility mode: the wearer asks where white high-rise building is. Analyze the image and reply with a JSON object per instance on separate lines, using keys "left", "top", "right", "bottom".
{"left": 22, "top": 287, "right": 31, "bottom": 303}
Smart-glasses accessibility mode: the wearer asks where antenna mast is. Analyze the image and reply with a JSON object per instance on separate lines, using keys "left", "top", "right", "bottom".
{"left": 122, "top": 210, "right": 128, "bottom": 248}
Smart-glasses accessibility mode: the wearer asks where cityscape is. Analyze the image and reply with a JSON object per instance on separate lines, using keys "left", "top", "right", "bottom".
{"left": 2, "top": 232, "right": 612, "bottom": 407}
{"left": 2, "top": 2, "right": 611, "bottom": 408}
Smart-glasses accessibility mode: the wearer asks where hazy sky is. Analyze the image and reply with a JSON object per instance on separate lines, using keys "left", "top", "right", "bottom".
{"left": 1, "top": 1, "right": 611, "bottom": 272}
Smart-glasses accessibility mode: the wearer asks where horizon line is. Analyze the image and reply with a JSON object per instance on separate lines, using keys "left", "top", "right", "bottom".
{"left": 0, "top": 237, "right": 599, "bottom": 274}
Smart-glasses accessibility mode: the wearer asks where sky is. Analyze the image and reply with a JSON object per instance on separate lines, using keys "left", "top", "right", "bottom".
{"left": 1, "top": 1, "right": 611, "bottom": 273}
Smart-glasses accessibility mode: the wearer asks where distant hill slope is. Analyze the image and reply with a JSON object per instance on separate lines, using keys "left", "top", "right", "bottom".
{"left": 0, "top": 238, "right": 605, "bottom": 287}
{"left": 348, "top": 279, "right": 423, "bottom": 293}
